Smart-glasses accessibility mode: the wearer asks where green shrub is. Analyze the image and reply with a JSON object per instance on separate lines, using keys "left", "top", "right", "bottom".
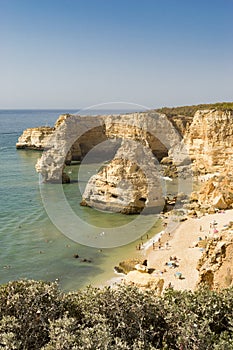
{"left": 155, "top": 102, "right": 233, "bottom": 118}
{"left": 0, "top": 280, "right": 233, "bottom": 349}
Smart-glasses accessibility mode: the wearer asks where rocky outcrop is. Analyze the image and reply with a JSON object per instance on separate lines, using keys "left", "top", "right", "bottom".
{"left": 80, "top": 139, "right": 165, "bottom": 214}
{"left": 167, "top": 115, "right": 193, "bottom": 136}
{"left": 17, "top": 106, "right": 233, "bottom": 214}
{"left": 187, "top": 173, "right": 233, "bottom": 214}
{"left": 196, "top": 222, "right": 233, "bottom": 290}
{"left": 35, "top": 114, "right": 107, "bottom": 183}
{"left": 198, "top": 175, "right": 233, "bottom": 209}
{"left": 17, "top": 107, "right": 233, "bottom": 176}
{"left": 16, "top": 126, "right": 54, "bottom": 150}
{"left": 36, "top": 111, "right": 182, "bottom": 182}
{"left": 183, "top": 109, "right": 233, "bottom": 174}
{"left": 123, "top": 270, "right": 164, "bottom": 294}
{"left": 114, "top": 258, "right": 143, "bottom": 274}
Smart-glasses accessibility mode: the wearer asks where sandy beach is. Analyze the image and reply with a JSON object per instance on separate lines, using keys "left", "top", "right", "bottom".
{"left": 136, "top": 209, "right": 233, "bottom": 291}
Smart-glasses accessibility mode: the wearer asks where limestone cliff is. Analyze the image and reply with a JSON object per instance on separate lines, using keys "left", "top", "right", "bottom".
{"left": 16, "top": 105, "right": 233, "bottom": 214}
{"left": 196, "top": 221, "right": 233, "bottom": 290}
{"left": 35, "top": 114, "right": 106, "bottom": 182}
{"left": 183, "top": 109, "right": 233, "bottom": 174}
{"left": 16, "top": 126, "right": 54, "bottom": 150}
{"left": 80, "top": 139, "right": 165, "bottom": 214}
{"left": 198, "top": 174, "right": 233, "bottom": 210}
{"left": 36, "top": 111, "right": 182, "bottom": 183}
{"left": 35, "top": 111, "right": 184, "bottom": 214}
{"left": 17, "top": 107, "right": 233, "bottom": 176}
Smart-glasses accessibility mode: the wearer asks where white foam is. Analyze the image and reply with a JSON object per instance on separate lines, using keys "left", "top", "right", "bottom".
{"left": 142, "top": 230, "right": 165, "bottom": 251}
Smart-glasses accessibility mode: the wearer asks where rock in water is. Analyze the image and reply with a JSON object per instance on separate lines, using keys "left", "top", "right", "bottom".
{"left": 81, "top": 139, "right": 165, "bottom": 214}
{"left": 16, "top": 126, "right": 54, "bottom": 150}
{"left": 35, "top": 112, "right": 182, "bottom": 184}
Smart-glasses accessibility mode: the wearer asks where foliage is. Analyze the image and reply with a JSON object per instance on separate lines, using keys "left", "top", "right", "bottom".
{"left": 0, "top": 280, "right": 233, "bottom": 349}
{"left": 155, "top": 102, "right": 233, "bottom": 118}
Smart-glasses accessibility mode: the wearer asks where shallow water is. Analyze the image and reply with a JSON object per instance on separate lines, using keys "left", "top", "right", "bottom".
{"left": 0, "top": 110, "right": 170, "bottom": 291}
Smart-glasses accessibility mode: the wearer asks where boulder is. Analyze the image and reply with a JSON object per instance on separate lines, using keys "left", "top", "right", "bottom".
{"left": 123, "top": 270, "right": 164, "bottom": 295}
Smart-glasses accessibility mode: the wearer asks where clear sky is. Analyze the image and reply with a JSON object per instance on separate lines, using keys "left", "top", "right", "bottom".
{"left": 0, "top": 0, "right": 232, "bottom": 109}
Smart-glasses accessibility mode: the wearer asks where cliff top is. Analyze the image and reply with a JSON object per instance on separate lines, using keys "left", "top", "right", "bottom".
{"left": 155, "top": 102, "right": 233, "bottom": 118}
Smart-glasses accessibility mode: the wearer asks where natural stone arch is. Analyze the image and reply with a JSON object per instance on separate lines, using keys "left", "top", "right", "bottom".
{"left": 36, "top": 111, "right": 183, "bottom": 184}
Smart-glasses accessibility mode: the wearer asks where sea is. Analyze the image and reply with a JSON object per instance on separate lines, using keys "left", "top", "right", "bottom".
{"left": 0, "top": 109, "right": 168, "bottom": 291}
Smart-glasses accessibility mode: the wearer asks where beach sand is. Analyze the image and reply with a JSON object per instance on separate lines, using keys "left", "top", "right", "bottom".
{"left": 138, "top": 209, "right": 233, "bottom": 291}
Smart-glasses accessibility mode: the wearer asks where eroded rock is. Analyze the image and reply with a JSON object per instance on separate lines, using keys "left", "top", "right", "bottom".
{"left": 81, "top": 139, "right": 165, "bottom": 214}
{"left": 123, "top": 270, "right": 164, "bottom": 294}
{"left": 196, "top": 222, "right": 233, "bottom": 290}
{"left": 16, "top": 126, "right": 54, "bottom": 150}
{"left": 184, "top": 109, "right": 233, "bottom": 174}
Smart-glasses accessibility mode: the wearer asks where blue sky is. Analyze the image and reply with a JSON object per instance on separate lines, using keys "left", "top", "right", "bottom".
{"left": 0, "top": 0, "right": 232, "bottom": 109}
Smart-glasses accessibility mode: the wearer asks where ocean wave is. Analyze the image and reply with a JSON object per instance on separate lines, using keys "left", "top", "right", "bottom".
{"left": 0, "top": 132, "right": 19, "bottom": 135}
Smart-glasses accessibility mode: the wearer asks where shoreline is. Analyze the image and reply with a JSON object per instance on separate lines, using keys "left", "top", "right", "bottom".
{"left": 111, "top": 209, "right": 233, "bottom": 292}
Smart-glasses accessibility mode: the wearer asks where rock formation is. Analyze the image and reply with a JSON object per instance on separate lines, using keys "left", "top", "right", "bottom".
{"left": 183, "top": 109, "right": 233, "bottom": 174}
{"left": 16, "top": 126, "right": 54, "bottom": 150}
{"left": 80, "top": 139, "right": 165, "bottom": 214}
{"left": 196, "top": 221, "right": 233, "bottom": 290}
{"left": 16, "top": 105, "right": 233, "bottom": 213}
{"left": 34, "top": 111, "right": 185, "bottom": 213}
{"left": 187, "top": 172, "right": 233, "bottom": 214}
{"left": 17, "top": 107, "right": 233, "bottom": 175}
{"left": 114, "top": 258, "right": 143, "bottom": 274}
{"left": 35, "top": 114, "right": 107, "bottom": 183}
{"left": 198, "top": 175, "right": 233, "bottom": 210}
{"left": 123, "top": 270, "right": 164, "bottom": 295}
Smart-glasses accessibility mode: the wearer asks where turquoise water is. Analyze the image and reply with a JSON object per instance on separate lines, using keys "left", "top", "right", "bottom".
{"left": 0, "top": 110, "right": 165, "bottom": 291}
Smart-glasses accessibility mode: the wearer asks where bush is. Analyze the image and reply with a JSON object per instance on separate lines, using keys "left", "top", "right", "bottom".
{"left": 155, "top": 102, "right": 233, "bottom": 118}
{"left": 0, "top": 280, "right": 233, "bottom": 349}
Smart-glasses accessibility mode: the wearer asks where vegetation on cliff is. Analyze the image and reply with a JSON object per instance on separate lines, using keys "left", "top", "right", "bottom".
{"left": 155, "top": 102, "right": 233, "bottom": 118}
{"left": 1, "top": 280, "right": 233, "bottom": 349}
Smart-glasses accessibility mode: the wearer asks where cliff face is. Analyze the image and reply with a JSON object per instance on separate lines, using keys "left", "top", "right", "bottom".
{"left": 17, "top": 108, "right": 233, "bottom": 174}
{"left": 16, "top": 126, "right": 54, "bottom": 150}
{"left": 184, "top": 109, "right": 233, "bottom": 174}
{"left": 197, "top": 174, "right": 233, "bottom": 210}
{"left": 196, "top": 222, "right": 233, "bottom": 290}
{"left": 36, "top": 111, "right": 182, "bottom": 182}
{"left": 80, "top": 140, "right": 165, "bottom": 214}
{"left": 35, "top": 112, "right": 182, "bottom": 214}
{"left": 35, "top": 114, "right": 106, "bottom": 183}
{"left": 16, "top": 107, "right": 233, "bottom": 213}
